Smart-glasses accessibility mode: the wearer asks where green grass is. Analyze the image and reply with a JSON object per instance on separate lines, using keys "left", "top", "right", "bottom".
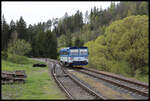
{"left": 2, "top": 58, "right": 67, "bottom": 99}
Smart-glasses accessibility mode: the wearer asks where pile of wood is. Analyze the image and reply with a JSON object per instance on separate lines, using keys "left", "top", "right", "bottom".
{"left": 1, "top": 70, "right": 27, "bottom": 84}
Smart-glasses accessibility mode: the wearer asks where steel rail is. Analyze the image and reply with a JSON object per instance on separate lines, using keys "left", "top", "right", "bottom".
{"left": 51, "top": 64, "right": 74, "bottom": 99}
{"left": 62, "top": 67, "right": 106, "bottom": 100}
{"left": 52, "top": 62, "right": 106, "bottom": 100}
{"left": 83, "top": 67, "right": 148, "bottom": 89}
{"left": 76, "top": 69, "right": 148, "bottom": 97}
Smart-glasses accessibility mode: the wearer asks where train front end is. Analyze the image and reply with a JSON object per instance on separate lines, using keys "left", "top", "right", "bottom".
{"left": 69, "top": 47, "right": 88, "bottom": 66}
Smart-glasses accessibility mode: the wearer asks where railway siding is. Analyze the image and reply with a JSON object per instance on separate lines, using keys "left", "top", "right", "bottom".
{"left": 69, "top": 70, "right": 135, "bottom": 99}
{"left": 84, "top": 67, "right": 148, "bottom": 88}
{"left": 69, "top": 67, "right": 148, "bottom": 99}
{"left": 78, "top": 68, "right": 149, "bottom": 97}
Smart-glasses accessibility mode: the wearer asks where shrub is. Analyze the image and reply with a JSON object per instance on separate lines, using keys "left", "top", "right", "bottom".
{"left": 105, "top": 15, "right": 148, "bottom": 75}
{"left": 7, "top": 39, "right": 32, "bottom": 56}
{"left": 110, "top": 60, "right": 132, "bottom": 77}
{"left": 2, "top": 51, "right": 8, "bottom": 60}
{"left": 7, "top": 53, "right": 29, "bottom": 64}
{"left": 84, "top": 15, "right": 148, "bottom": 78}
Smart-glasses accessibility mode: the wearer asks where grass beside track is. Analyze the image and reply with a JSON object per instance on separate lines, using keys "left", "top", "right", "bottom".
{"left": 1, "top": 59, "right": 66, "bottom": 99}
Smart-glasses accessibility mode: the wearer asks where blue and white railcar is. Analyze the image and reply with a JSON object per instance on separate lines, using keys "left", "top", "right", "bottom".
{"left": 59, "top": 47, "right": 88, "bottom": 67}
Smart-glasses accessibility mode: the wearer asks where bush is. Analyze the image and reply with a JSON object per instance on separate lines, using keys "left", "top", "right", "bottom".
{"left": 84, "top": 15, "right": 148, "bottom": 79}
{"left": 105, "top": 15, "right": 148, "bottom": 75}
{"left": 110, "top": 60, "right": 132, "bottom": 77}
{"left": 7, "top": 53, "right": 29, "bottom": 64}
{"left": 2, "top": 51, "right": 8, "bottom": 60}
{"left": 7, "top": 39, "right": 32, "bottom": 56}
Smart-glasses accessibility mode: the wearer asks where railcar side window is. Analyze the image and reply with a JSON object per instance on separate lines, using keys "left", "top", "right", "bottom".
{"left": 70, "top": 49, "right": 78, "bottom": 56}
{"left": 64, "top": 51, "right": 68, "bottom": 55}
{"left": 79, "top": 49, "right": 88, "bottom": 55}
{"left": 60, "top": 51, "right": 68, "bottom": 55}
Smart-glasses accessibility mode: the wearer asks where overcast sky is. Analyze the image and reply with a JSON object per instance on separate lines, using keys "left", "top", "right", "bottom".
{"left": 2, "top": 1, "right": 119, "bottom": 26}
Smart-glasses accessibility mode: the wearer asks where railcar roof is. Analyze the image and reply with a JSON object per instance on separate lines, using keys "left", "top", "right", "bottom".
{"left": 59, "top": 47, "right": 69, "bottom": 52}
{"left": 60, "top": 47, "right": 88, "bottom": 51}
{"left": 69, "top": 47, "right": 88, "bottom": 49}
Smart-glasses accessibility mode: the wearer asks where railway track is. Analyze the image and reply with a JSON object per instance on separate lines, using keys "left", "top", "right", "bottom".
{"left": 51, "top": 62, "right": 106, "bottom": 100}
{"left": 33, "top": 58, "right": 148, "bottom": 99}
{"left": 69, "top": 67, "right": 149, "bottom": 99}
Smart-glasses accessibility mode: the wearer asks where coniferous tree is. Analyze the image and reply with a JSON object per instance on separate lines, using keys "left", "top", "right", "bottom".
{"left": 16, "top": 16, "right": 27, "bottom": 40}
{"left": 2, "top": 15, "right": 9, "bottom": 50}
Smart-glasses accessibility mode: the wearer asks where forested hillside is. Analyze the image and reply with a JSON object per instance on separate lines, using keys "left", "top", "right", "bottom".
{"left": 1, "top": 1, "right": 148, "bottom": 81}
{"left": 85, "top": 15, "right": 148, "bottom": 81}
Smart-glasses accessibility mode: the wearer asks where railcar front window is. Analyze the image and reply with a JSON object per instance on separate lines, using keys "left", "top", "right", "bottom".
{"left": 79, "top": 49, "right": 88, "bottom": 55}
{"left": 60, "top": 51, "right": 68, "bottom": 55}
{"left": 70, "top": 49, "right": 78, "bottom": 56}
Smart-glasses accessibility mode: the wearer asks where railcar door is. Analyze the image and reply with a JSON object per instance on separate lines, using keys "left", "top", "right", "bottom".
{"left": 67, "top": 49, "right": 69, "bottom": 63}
